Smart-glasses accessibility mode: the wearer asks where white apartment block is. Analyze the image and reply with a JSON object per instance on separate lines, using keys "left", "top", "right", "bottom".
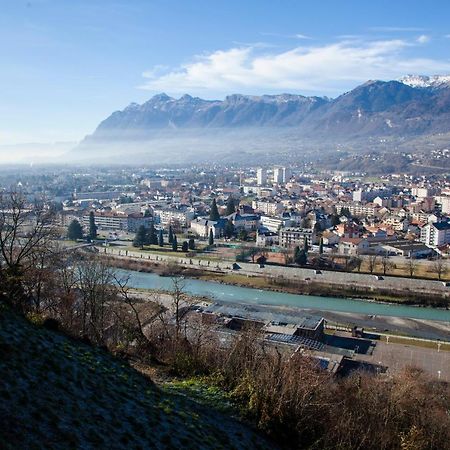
{"left": 252, "top": 200, "right": 283, "bottom": 216}
{"left": 420, "top": 222, "right": 450, "bottom": 247}
{"left": 153, "top": 208, "right": 194, "bottom": 227}
{"left": 279, "top": 227, "right": 317, "bottom": 248}
{"left": 82, "top": 212, "right": 152, "bottom": 232}
{"left": 257, "top": 168, "right": 267, "bottom": 186}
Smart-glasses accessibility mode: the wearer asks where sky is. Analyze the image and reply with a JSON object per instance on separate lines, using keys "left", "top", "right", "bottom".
{"left": 1, "top": 0, "right": 450, "bottom": 151}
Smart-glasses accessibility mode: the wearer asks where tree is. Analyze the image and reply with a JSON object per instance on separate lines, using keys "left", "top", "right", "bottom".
{"left": 89, "top": 211, "right": 97, "bottom": 240}
{"left": 407, "top": 257, "right": 418, "bottom": 278}
{"left": 133, "top": 225, "right": 147, "bottom": 249}
{"left": 303, "top": 236, "right": 309, "bottom": 252}
{"left": 432, "top": 256, "right": 447, "bottom": 280}
{"left": 0, "top": 192, "right": 55, "bottom": 310}
{"left": 182, "top": 241, "right": 189, "bottom": 252}
{"left": 172, "top": 235, "right": 178, "bottom": 252}
{"left": 188, "top": 238, "right": 195, "bottom": 250}
{"left": 381, "top": 252, "right": 394, "bottom": 276}
{"left": 319, "top": 237, "right": 324, "bottom": 255}
{"left": 238, "top": 229, "right": 248, "bottom": 241}
{"left": 158, "top": 229, "right": 164, "bottom": 247}
{"left": 331, "top": 214, "right": 341, "bottom": 227}
{"left": 225, "top": 196, "right": 236, "bottom": 216}
{"left": 367, "top": 255, "right": 378, "bottom": 274}
{"left": 225, "top": 219, "right": 235, "bottom": 239}
{"left": 147, "top": 223, "right": 157, "bottom": 245}
{"left": 67, "top": 219, "right": 83, "bottom": 240}
{"left": 168, "top": 225, "right": 174, "bottom": 244}
{"left": 208, "top": 229, "right": 214, "bottom": 246}
{"left": 341, "top": 207, "right": 351, "bottom": 218}
{"left": 353, "top": 256, "right": 362, "bottom": 272}
{"left": 294, "top": 247, "right": 307, "bottom": 266}
{"left": 209, "top": 198, "right": 220, "bottom": 221}
{"left": 280, "top": 248, "right": 293, "bottom": 266}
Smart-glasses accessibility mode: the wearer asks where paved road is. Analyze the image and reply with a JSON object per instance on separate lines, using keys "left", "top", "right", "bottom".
{"left": 98, "top": 245, "right": 450, "bottom": 300}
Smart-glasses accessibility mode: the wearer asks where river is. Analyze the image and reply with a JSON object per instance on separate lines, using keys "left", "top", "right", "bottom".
{"left": 116, "top": 269, "right": 450, "bottom": 323}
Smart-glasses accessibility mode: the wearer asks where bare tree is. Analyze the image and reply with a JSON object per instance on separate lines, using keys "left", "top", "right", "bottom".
{"left": 367, "top": 255, "right": 378, "bottom": 274}
{"left": 432, "top": 256, "right": 448, "bottom": 280}
{"left": 407, "top": 256, "right": 418, "bottom": 278}
{"left": 280, "top": 247, "right": 293, "bottom": 266}
{"left": 381, "top": 252, "right": 394, "bottom": 276}
{"left": 353, "top": 256, "right": 362, "bottom": 273}
{"left": 76, "top": 256, "right": 117, "bottom": 344}
{"left": 0, "top": 192, "right": 55, "bottom": 309}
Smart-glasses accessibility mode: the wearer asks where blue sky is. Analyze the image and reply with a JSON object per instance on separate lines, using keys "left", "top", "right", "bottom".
{"left": 1, "top": 0, "right": 450, "bottom": 147}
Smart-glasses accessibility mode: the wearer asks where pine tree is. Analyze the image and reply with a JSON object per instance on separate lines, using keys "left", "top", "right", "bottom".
{"left": 225, "top": 219, "right": 235, "bottom": 239}
{"left": 319, "top": 237, "right": 324, "bottom": 254}
{"left": 208, "top": 229, "right": 214, "bottom": 246}
{"left": 209, "top": 198, "right": 220, "bottom": 221}
{"left": 188, "top": 237, "right": 195, "bottom": 250}
{"left": 158, "top": 229, "right": 164, "bottom": 247}
{"left": 147, "top": 223, "right": 157, "bottom": 245}
{"left": 303, "top": 236, "right": 309, "bottom": 252}
{"left": 133, "top": 225, "right": 147, "bottom": 249}
{"left": 67, "top": 219, "right": 83, "bottom": 240}
{"left": 168, "top": 225, "right": 174, "bottom": 244}
{"left": 182, "top": 241, "right": 189, "bottom": 252}
{"left": 225, "top": 196, "right": 236, "bottom": 216}
{"left": 89, "top": 211, "right": 97, "bottom": 240}
{"left": 172, "top": 235, "right": 178, "bottom": 252}
{"left": 295, "top": 248, "right": 307, "bottom": 266}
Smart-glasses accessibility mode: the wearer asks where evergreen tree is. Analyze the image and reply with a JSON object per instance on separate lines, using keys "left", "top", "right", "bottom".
{"left": 225, "top": 196, "right": 236, "bottom": 216}
{"left": 225, "top": 219, "right": 235, "bottom": 239}
{"left": 209, "top": 198, "right": 220, "bottom": 221}
{"left": 89, "top": 211, "right": 97, "bottom": 240}
{"left": 319, "top": 237, "right": 324, "bottom": 255}
{"left": 208, "top": 229, "right": 214, "bottom": 246}
{"left": 303, "top": 236, "right": 309, "bottom": 252}
{"left": 133, "top": 225, "right": 147, "bottom": 249}
{"left": 158, "top": 229, "right": 164, "bottom": 247}
{"left": 331, "top": 214, "right": 341, "bottom": 227}
{"left": 295, "top": 248, "right": 307, "bottom": 266}
{"left": 172, "top": 235, "right": 178, "bottom": 252}
{"left": 168, "top": 225, "right": 174, "bottom": 244}
{"left": 182, "top": 241, "right": 189, "bottom": 252}
{"left": 188, "top": 237, "right": 195, "bottom": 250}
{"left": 67, "top": 219, "right": 83, "bottom": 240}
{"left": 147, "top": 223, "right": 157, "bottom": 245}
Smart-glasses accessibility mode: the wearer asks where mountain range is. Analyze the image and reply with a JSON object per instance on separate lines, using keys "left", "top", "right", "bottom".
{"left": 78, "top": 75, "right": 450, "bottom": 164}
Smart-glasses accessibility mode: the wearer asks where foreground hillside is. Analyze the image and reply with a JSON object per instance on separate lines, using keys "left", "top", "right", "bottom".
{"left": 0, "top": 306, "right": 271, "bottom": 449}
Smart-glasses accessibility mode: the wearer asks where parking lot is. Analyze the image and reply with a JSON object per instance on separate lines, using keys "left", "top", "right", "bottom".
{"left": 357, "top": 341, "right": 450, "bottom": 382}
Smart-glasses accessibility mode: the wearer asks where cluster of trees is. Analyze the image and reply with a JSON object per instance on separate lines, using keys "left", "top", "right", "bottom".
{"left": 2, "top": 192, "right": 450, "bottom": 449}
{"left": 133, "top": 224, "right": 199, "bottom": 253}
{"left": 67, "top": 211, "right": 97, "bottom": 241}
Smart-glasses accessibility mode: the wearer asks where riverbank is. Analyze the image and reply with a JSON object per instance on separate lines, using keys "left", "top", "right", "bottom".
{"left": 103, "top": 255, "right": 450, "bottom": 309}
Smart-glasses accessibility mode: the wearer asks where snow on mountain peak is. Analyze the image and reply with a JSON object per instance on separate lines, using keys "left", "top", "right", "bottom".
{"left": 399, "top": 74, "right": 450, "bottom": 89}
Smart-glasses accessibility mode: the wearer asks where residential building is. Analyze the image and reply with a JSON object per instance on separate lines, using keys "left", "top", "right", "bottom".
{"left": 420, "top": 222, "right": 450, "bottom": 247}
{"left": 256, "top": 168, "right": 267, "bottom": 186}
{"left": 279, "top": 227, "right": 317, "bottom": 248}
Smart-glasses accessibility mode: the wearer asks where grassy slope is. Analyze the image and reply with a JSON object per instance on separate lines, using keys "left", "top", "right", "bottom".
{"left": 0, "top": 306, "right": 272, "bottom": 450}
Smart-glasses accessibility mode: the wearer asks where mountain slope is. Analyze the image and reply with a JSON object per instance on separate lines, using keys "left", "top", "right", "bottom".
{"left": 0, "top": 306, "right": 272, "bottom": 449}
{"left": 76, "top": 76, "right": 450, "bottom": 163}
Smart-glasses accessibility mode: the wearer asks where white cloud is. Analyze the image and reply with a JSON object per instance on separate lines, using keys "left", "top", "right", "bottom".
{"left": 294, "top": 34, "right": 312, "bottom": 40}
{"left": 417, "top": 34, "right": 431, "bottom": 44}
{"left": 140, "top": 38, "right": 450, "bottom": 97}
